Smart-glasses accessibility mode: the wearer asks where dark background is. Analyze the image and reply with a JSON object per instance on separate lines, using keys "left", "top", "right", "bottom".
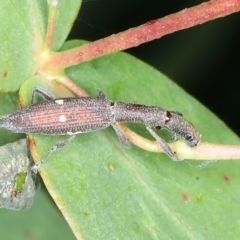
{"left": 68, "top": 0, "right": 240, "bottom": 136}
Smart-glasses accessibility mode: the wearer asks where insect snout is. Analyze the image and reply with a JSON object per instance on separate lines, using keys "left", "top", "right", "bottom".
{"left": 185, "top": 133, "right": 200, "bottom": 147}
{"left": 163, "top": 111, "right": 201, "bottom": 148}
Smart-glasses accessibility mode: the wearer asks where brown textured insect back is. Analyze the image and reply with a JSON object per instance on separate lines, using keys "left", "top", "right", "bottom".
{"left": 2, "top": 91, "right": 113, "bottom": 135}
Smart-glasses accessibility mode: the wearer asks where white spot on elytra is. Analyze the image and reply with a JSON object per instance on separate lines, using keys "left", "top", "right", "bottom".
{"left": 59, "top": 115, "right": 67, "bottom": 122}
{"left": 55, "top": 99, "right": 64, "bottom": 105}
{"left": 67, "top": 131, "right": 82, "bottom": 135}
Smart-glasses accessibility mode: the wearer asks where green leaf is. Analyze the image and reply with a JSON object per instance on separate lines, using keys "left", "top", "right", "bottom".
{"left": 19, "top": 40, "right": 240, "bottom": 239}
{"left": 0, "top": 189, "right": 75, "bottom": 239}
{"left": 0, "top": 0, "right": 81, "bottom": 91}
{"left": 0, "top": 1, "right": 44, "bottom": 91}
{"left": 51, "top": 0, "right": 82, "bottom": 51}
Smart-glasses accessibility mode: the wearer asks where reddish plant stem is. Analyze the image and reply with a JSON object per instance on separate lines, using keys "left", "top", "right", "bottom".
{"left": 41, "top": 0, "right": 240, "bottom": 72}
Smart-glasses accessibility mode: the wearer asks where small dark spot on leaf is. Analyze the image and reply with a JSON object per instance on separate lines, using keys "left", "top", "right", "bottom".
{"left": 83, "top": 212, "right": 91, "bottom": 217}
{"left": 204, "top": 226, "right": 208, "bottom": 231}
{"left": 196, "top": 176, "right": 199, "bottom": 180}
{"left": 24, "top": 229, "right": 34, "bottom": 239}
{"left": 181, "top": 192, "right": 189, "bottom": 202}
{"left": 223, "top": 174, "right": 231, "bottom": 182}
{"left": 2, "top": 71, "right": 8, "bottom": 78}
{"left": 127, "top": 186, "right": 132, "bottom": 192}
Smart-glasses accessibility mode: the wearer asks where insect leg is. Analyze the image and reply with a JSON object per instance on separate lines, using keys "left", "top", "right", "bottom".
{"left": 31, "top": 135, "right": 75, "bottom": 173}
{"left": 31, "top": 87, "right": 55, "bottom": 104}
{"left": 146, "top": 126, "right": 179, "bottom": 161}
{"left": 171, "top": 133, "right": 177, "bottom": 142}
{"left": 112, "top": 124, "right": 131, "bottom": 148}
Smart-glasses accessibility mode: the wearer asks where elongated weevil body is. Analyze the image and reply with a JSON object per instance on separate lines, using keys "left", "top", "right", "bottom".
{"left": 0, "top": 87, "right": 201, "bottom": 172}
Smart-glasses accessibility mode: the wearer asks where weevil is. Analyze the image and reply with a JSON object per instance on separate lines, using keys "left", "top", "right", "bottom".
{"left": 0, "top": 87, "right": 201, "bottom": 172}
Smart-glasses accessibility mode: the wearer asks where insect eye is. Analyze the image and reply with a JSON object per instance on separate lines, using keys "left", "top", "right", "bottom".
{"left": 165, "top": 111, "right": 172, "bottom": 124}
{"left": 185, "top": 135, "right": 192, "bottom": 141}
{"left": 155, "top": 126, "right": 161, "bottom": 130}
